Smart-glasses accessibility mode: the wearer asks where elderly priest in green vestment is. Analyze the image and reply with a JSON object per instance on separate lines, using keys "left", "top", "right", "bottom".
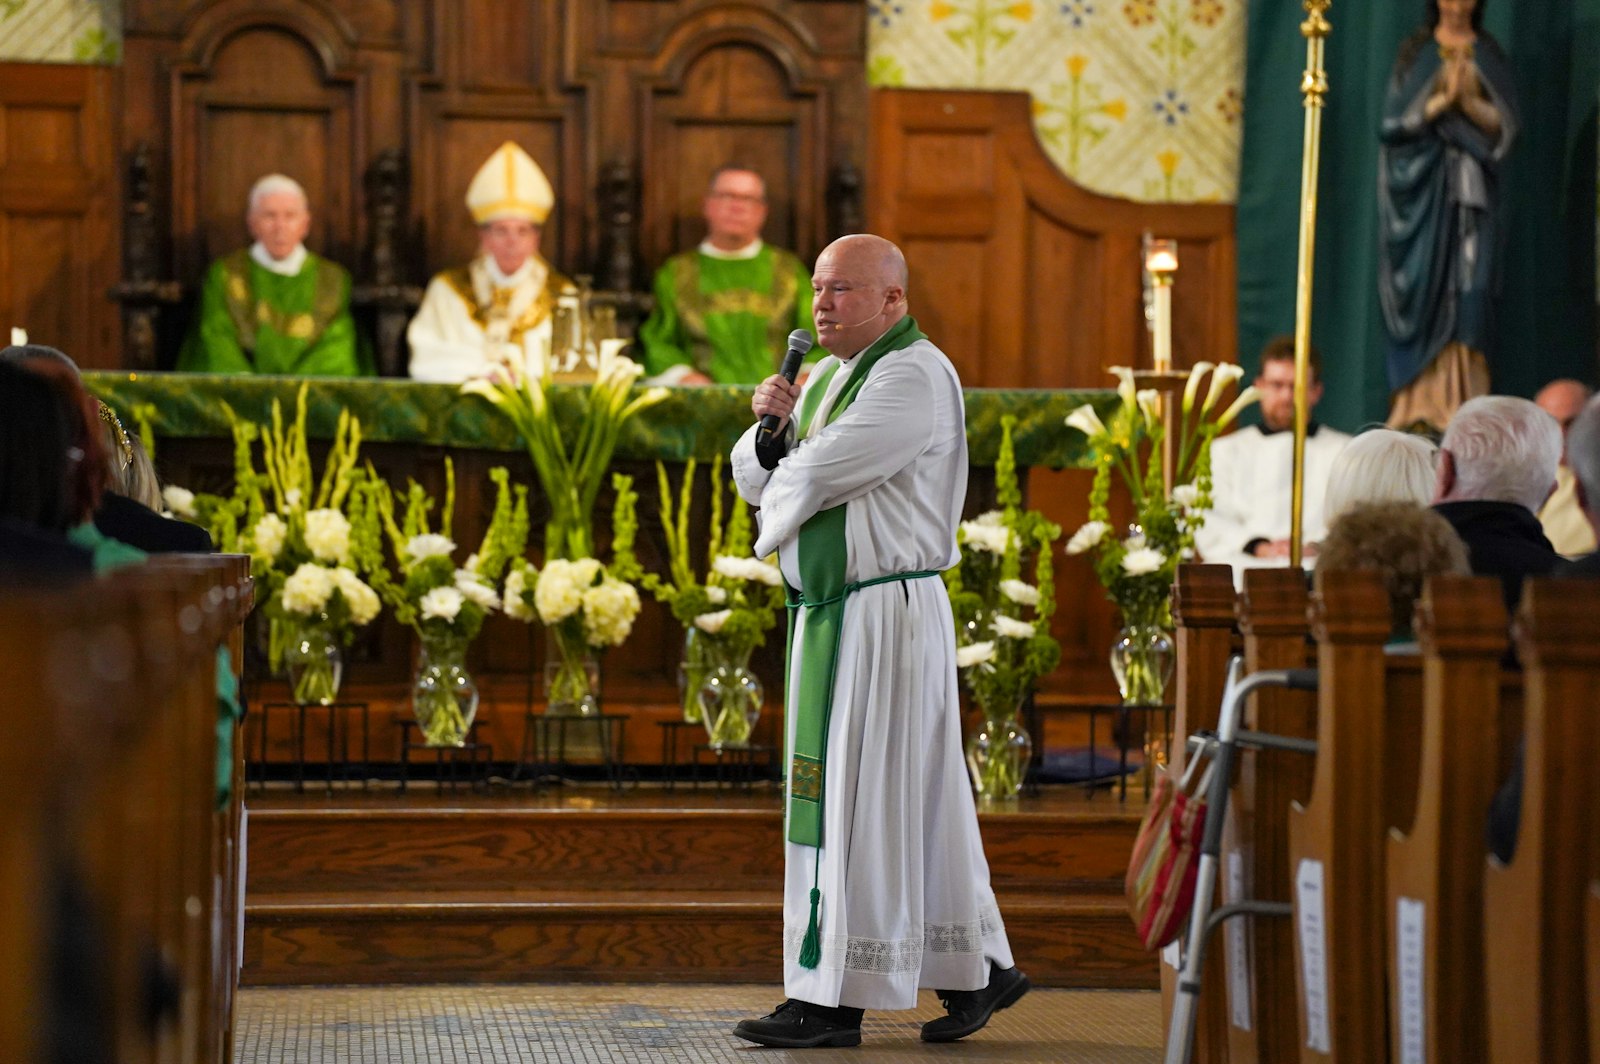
{"left": 178, "top": 174, "right": 367, "bottom": 376}
{"left": 637, "top": 166, "right": 814, "bottom": 385}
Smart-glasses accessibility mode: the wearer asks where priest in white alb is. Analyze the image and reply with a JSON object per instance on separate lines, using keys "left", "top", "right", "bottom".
{"left": 1193, "top": 336, "right": 1350, "bottom": 583}
{"left": 728, "top": 234, "right": 1028, "bottom": 1049}
{"left": 407, "top": 141, "right": 572, "bottom": 382}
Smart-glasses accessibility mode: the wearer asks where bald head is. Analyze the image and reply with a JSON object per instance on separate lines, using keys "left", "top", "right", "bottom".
{"left": 810, "top": 234, "right": 910, "bottom": 358}
{"left": 1535, "top": 379, "right": 1592, "bottom": 433}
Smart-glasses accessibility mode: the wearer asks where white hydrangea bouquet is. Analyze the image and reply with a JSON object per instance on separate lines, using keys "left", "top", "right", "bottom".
{"left": 501, "top": 473, "right": 643, "bottom": 716}
{"left": 610, "top": 457, "right": 785, "bottom": 745}
{"left": 349, "top": 461, "right": 529, "bottom": 745}
{"left": 1063, "top": 363, "right": 1258, "bottom": 703}
{"left": 188, "top": 384, "right": 382, "bottom": 704}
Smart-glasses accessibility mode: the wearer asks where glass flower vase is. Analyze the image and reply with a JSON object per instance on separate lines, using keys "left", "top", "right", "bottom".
{"left": 1110, "top": 623, "right": 1175, "bottom": 706}
{"left": 678, "top": 627, "right": 711, "bottom": 725}
{"left": 698, "top": 638, "right": 763, "bottom": 750}
{"left": 411, "top": 634, "right": 479, "bottom": 748}
{"left": 544, "top": 625, "right": 600, "bottom": 717}
{"left": 965, "top": 709, "right": 1033, "bottom": 802}
{"left": 285, "top": 618, "right": 343, "bottom": 706}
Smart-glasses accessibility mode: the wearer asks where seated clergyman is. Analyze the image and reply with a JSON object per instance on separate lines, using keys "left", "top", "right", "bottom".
{"left": 178, "top": 174, "right": 367, "bottom": 376}
{"left": 407, "top": 142, "right": 573, "bottom": 383}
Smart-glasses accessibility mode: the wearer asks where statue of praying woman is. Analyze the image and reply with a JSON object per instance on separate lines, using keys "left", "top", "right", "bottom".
{"left": 1378, "top": 0, "right": 1519, "bottom": 432}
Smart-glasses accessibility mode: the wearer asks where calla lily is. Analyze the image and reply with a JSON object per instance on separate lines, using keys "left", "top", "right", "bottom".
{"left": 1202, "top": 363, "right": 1246, "bottom": 413}
{"left": 1181, "top": 362, "right": 1215, "bottom": 412}
{"left": 1136, "top": 388, "right": 1161, "bottom": 428}
{"left": 1215, "top": 385, "right": 1261, "bottom": 428}
{"left": 459, "top": 377, "right": 504, "bottom": 404}
{"left": 1109, "top": 366, "right": 1137, "bottom": 410}
{"left": 1065, "top": 404, "right": 1108, "bottom": 439}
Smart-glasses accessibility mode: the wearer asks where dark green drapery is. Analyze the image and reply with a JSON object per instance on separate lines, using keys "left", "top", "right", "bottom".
{"left": 1238, "top": 0, "right": 1598, "bottom": 430}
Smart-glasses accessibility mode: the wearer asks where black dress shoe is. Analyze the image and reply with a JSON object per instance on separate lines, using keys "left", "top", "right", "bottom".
{"left": 733, "top": 999, "right": 865, "bottom": 1048}
{"left": 920, "top": 962, "right": 1030, "bottom": 1042}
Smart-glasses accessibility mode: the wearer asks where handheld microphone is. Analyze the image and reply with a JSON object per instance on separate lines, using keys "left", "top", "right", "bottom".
{"left": 756, "top": 329, "right": 814, "bottom": 448}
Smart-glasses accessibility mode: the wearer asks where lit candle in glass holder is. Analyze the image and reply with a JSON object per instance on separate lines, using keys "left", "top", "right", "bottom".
{"left": 1144, "top": 238, "right": 1178, "bottom": 373}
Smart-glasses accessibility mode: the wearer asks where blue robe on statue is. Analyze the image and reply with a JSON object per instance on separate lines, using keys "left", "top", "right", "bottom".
{"left": 1377, "top": 32, "right": 1519, "bottom": 393}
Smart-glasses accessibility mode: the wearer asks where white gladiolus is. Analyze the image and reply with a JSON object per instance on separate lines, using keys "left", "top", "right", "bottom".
{"left": 1181, "top": 362, "right": 1215, "bottom": 412}
{"left": 1122, "top": 547, "right": 1167, "bottom": 576}
{"left": 1216, "top": 386, "right": 1261, "bottom": 428}
{"left": 1065, "top": 404, "right": 1108, "bottom": 439}
{"left": 712, "top": 554, "right": 783, "bottom": 586}
{"left": 454, "top": 569, "right": 501, "bottom": 612}
{"left": 304, "top": 508, "right": 351, "bottom": 564}
{"left": 502, "top": 567, "right": 535, "bottom": 622}
{"left": 1064, "top": 520, "right": 1109, "bottom": 555}
{"left": 705, "top": 586, "right": 728, "bottom": 605}
{"left": 1171, "top": 483, "right": 1201, "bottom": 510}
{"left": 281, "top": 563, "right": 335, "bottom": 615}
{"left": 956, "top": 641, "right": 997, "bottom": 668}
{"left": 999, "top": 579, "right": 1040, "bottom": 606}
{"left": 162, "top": 485, "right": 197, "bottom": 518}
{"left": 960, "top": 521, "right": 1011, "bottom": 554}
{"left": 1202, "top": 363, "right": 1246, "bottom": 413}
{"left": 404, "top": 533, "right": 456, "bottom": 564}
{"left": 330, "top": 567, "right": 380, "bottom": 626}
{"left": 419, "top": 585, "right": 464, "bottom": 622}
{"left": 991, "top": 615, "right": 1035, "bottom": 640}
{"left": 694, "top": 609, "right": 733, "bottom": 634}
{"left": 252, "top": 513, "right": 287, "bottom": 561}
{"left": 583, "top": 579, "right": 641, "bottom": 646}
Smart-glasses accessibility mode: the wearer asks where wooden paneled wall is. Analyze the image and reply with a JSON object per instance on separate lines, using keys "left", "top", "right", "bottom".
{"left": 114, "top": 0, "right": 866, "bottom": 338}
{"left": 0, "top": 64, "right": 119, "bottom": 367}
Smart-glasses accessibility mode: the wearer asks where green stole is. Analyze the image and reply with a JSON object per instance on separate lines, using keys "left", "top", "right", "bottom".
{"left": 781, "top": 315, "right": 929, "bottom": 967}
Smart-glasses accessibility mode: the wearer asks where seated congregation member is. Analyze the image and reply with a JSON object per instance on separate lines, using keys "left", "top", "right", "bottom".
{"left": 1317, "top": 502, "right": 1470, "bottom": 644}
{"left": 178, "top": 174, "right": 368, "bottom": 376}
{"left": 1554, "top": 394, "right": 1600, "bottom": 579}
{"left": 0, "top": 361, "right": 94, "bottom": 584}
{"left": 1533, "top": 378, "right": 1596, "bottom": 557}
{"left": 1193, "top": 336, "right": 1350, "bottom": 582}
{"left": 731, "top": 235, "right": 1025, "bottom": 1049}
{"left": 408, "top": 142, "right": 572, "bottom": 383}
{"left": 94, "top": 403, "right": 213, "bottom": 554}
{"left": 1322, "top": 427, "right": 1439, "bottom": 524}
{"left": 1430, "top": 394, "right": 1562, "bottom": 613}
{"left": 637, "top": 165, "right": 814, "bottom": 385}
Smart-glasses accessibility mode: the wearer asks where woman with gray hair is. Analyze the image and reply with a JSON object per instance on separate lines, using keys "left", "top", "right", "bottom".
{"left": 1322, "top": 428, "right": 1440, "bottom": 524}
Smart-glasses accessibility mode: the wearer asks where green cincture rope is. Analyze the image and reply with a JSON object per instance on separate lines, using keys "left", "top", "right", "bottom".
{"left": 787, "top": 568, "right": 941, "bottom": 969}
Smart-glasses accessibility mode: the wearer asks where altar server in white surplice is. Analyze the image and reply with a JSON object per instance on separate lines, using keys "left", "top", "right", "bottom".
{"left": 407, "top": 141, "right": 573, "bottom": 383}
{"left": 728, "top": 234, "right": 1028, "bottom": 1050}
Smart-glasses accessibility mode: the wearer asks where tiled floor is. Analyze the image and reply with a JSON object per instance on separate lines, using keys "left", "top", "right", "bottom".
{"left": 235, "top": 983, "right": 1164, "bottom": 1063}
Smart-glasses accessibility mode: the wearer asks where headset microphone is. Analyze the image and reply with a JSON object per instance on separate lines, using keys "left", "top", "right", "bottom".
{"left": 755, "top": 329, "right": 815, "bottom": 448}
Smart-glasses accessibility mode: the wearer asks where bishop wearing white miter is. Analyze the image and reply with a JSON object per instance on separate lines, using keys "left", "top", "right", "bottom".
{"left": 407, "top": 142, "right": 573, "bottom": 382}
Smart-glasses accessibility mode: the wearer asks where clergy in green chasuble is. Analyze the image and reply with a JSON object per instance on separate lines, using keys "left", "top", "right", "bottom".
{"left": 178, "top": 174, "right": 368, "bottom": 376}
{"left": 637, "top": 165, "right": 815, "bottom": 385}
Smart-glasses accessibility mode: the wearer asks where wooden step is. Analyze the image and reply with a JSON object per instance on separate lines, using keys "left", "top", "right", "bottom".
{"left": 243, "top": 889, "right": 1155, "bottom": 989}
{"left": 245, "top": 796, "right": 1142, "bottom": 894}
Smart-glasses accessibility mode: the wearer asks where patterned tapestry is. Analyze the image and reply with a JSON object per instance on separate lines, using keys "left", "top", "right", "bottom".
{"left": 867, "top": 0, "right": 1244, "bottom": 204}
{"left": 0, "top": 0, "right": 121, "bottom": 64}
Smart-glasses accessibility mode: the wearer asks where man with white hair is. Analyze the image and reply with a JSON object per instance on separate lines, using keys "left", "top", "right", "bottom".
{"left": 1430, "top": 394, "right": 1563, "bottom": 610}
{"left": 178, "top": 174, "right": 366, "bottom": 375}
{"left": 407, "top": 142, "right": 572, "bottom": 383}
{"left": 1555, "top": 395, "right": 1600, "bottom": 578}
{"left": 1534, "top": 378, "right": 1597, "bottom": 556}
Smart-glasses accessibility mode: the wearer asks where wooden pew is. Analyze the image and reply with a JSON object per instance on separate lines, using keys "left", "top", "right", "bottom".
{"left": 1, "top": 558, "right": 250, "bottom": 1064}
{"left": 1165, "top": 563, "right": 1239, "bottom": 1063}
{"left": 1484, "top": 578, "right": 1600, "bottom": 1063}
{"left": 1287, "top": 568, "right": 1393, "bottom": 1063}
{"left": 1384, "top": 575, "right": 1508, "bottom": 1063}
{"left": 1225, "top": 568, "right": 1317, "bottom": 1064}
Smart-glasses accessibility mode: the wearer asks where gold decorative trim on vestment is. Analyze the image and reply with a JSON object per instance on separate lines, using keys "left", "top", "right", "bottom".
{"left": 218, "top": 249, "right": 345, "bottom": 355}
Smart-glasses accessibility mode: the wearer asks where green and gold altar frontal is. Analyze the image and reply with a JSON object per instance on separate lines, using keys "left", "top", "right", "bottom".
{"left": 86, "top": 372, "right": 1119, "bottom": 468}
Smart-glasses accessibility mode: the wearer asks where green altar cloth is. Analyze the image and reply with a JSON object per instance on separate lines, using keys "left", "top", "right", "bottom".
{"left": 83, "top": 372, "right": 1117, "bottom": 469}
